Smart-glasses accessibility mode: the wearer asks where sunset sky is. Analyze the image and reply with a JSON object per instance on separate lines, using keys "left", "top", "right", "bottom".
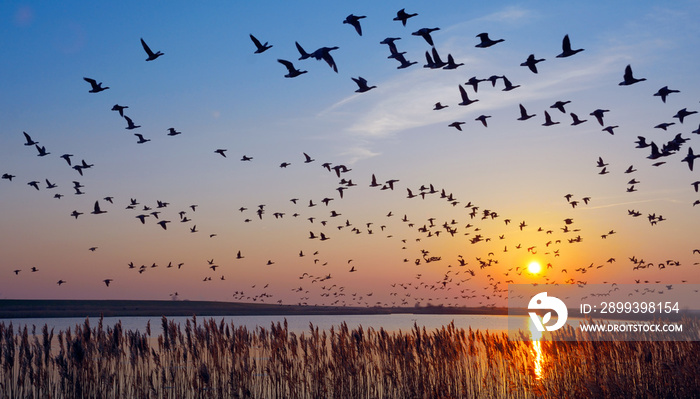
{"left": 1, "top": 1, "right": 699, "bottom": 307}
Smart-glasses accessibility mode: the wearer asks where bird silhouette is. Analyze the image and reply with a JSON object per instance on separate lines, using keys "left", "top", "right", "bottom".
{"left": 653, "top": 86, "right": 680, "bottom": 103}
{"left": 140, "top": 38, "right": 164, "bottom": 61}
{"left": 249, "top": 34, "right": 272, "bottom": 53}
{"left": 343, "top": 14, "right": 366, "bottom": 36}
{"left": 91, "top": 201, "right": 107, "bottom": 215}
{"left": 215, "top": 149, "right": 227, "bottom": 157}
{"left": 124, "top": 115, "right": 141, "bottom": 130}
{"left": 681, "top": 147, "right": 700, "bottom": 171}
{"left": 394, "top": 8, "right": 417, "bottom": 26}
{"left": 412, "top": 28, "right": 440, "bottom": 46}
{"left": 520, "top": 54, "right": 545, "bottom": 73}
{"left": 22, "top": 131, "right": 38, "bottom": 146}
{"left": 134, "top": 133, "right": 150, "bottom": 144}
{"left": 83, "top": 77, "right": 109, "bottom": 93}
{"left": 517, "top": 104, "right": 536, "bottom": 121}
{"left": 458, "top": 85, "right": 478, "bottom": 106}
{"left": 111, "top": 104, "right": 128, "bottom": 116}
{"left": 277, "top": 59, "right": 307, "bottom": 78}
{"left": 103, "top": 279, "right": 113, "bottom": 287}
{"left": 448, "top": 121, "right": 465, "bottom": 131}
{"left": 542, "top": 111, "right": 559, "bottom": 126}
{"left": 619, "top": 64, "right": 646, "bottom": 86}
{"left": 352, "top": 77, "right": 376, "bottom": 93}
{"left": 475, "top": 33, "right": 504, "bottom": 48}
{"left": 167, "top": 128, "right": 181, "bottom": 136}
{"left": 556, "top": 34, "right": 583, "bottom": 58}
{"left": 673, "top": 108, "right": 697, "bottom": 123}
{"left": 35, "top": 144, "right": 50, "bottom": 156}
{"left": 590, "top": 109, "right": 609, "bottom": 126}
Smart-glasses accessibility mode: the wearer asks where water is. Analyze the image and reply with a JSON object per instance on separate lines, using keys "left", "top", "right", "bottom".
{"left": 0, "top": 313, "right": 522, "bottom": 335}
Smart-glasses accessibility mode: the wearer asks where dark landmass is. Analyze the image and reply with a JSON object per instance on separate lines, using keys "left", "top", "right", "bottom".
{"left": 0, "top": 299, "right": 509, "bottom": 319}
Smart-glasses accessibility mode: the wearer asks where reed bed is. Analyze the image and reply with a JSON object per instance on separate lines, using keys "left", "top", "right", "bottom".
{"left": 1, "top": 316, "right": 698, "bottom": 398}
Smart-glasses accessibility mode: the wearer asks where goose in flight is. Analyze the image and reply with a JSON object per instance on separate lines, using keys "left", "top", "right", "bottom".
{"left": 343, "top": 14, "right": 366, "bottom": 36}
{"left": 521, "top": 54, "right": 545, "bottom": 73}
{"left": 458, "top": 85, "right": 478, "bottom": 106}
{"left": 167, "top": 128, "right": 181, "bottom": 136}
{"left": 60, "top": 154, "right": 73, "bottom": 165}
{"left": 602, "top": 125, "right": 618, "bottom": 135}
{"left": 394, "top": 8, "right": 417, "bottom": 26}
{"left": 681, "top": 147, "right": 700, "bottom": 171}
{"left": 556, "top": 34, "right": 583, "bottom": 58}
{"left": 28, "top": 181, "right": 40, "bottom": 190}
{"left": 550, "top": 100, "right": 571, "bottom": 113}
{"left": 412, "top": 27, "right": 440, "bottom": 46}
{"left": 501, "top": 76, "right": 519, "bottom": 91}
{"left": 70, "top": 210, "right": 83, "bottom": 219}
{"left": 465, "top": 76, "right": 484, "bottom": 93}
{"left": 277, "top": 59, "right": 307, "bottom": 78}
{"left": 35, "top": 144, "right": 50, "bottom": 156}
{"left": 23, "top": 131, "right": 38, "bottom": 146}
{"left": 83, "top": 77, "right": 109, "bottom": 93}
{"left": 570, "top": 113, "right": 587, "bottom": 125}
{"left": 103, "top": 279, "right": 113, "bottom": 287}
{"left": 215, "top": 149, "right": 227, "bottom": 157}
{"left": 249, "top": 34, "right": 272, "bottom": 53}
{"left": 303, "top": 152, "right": 315, "bottom": 163}
{"left": 448, "top": 121, "right": 465, "bottom": 131}
{"left": 673, "top": 108, "right": 697, "bottom": 124}
{"left": 653, "top": 86, "right": 679, "bottom": 103}
{"left": 45, "top": 179, "right": 57, "bottom": 189}
{"left": 124, "top": 115, "right": 141, "bottom": 130}
{"left": 433, "top": 102, "right": 448, "bottom": 110}
{"left": 352, "top": 76, "right": 376, "bottom": 93}
{"left": 619, "top": 64, "right": 646, "bottom": 86}
{"left": 475, "top": 115, "right": 491, "bottom": 127}
{"left": 517, "top": 104, "right": 535, "bottom": 121}
{"left": 91, "top": 201, "right": 107, "bottom": 214}
{"left": 596, "top": 157, "right": 609, "bottom": 168}
{"left": 590, "top": 109, "right": 609, "bottom": 126}
{"left": 111, "top": 104, "right": 128, "bottom": 116}
{"left": 542, "top": 111, "right": 559, "bottom": 126}
{"left": 475, "top": 33, "right": 504, "bottom": 48}
{"left": 140, "top": 38, "right": 163, "bottom": 61}
{"left": 157, "top": 220, "right": 171, "bottom": 230}
{"left": 134, "top": 133, "right": 150, "bottom": 144}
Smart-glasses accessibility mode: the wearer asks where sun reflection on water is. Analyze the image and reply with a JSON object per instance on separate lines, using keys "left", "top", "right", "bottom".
{"left": 528, "top": 317, "right": 545, "bottom": 380}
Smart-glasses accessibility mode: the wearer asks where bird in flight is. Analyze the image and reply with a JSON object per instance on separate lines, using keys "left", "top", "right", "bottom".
{"left": 343, "top": 14, "right": 366, "bottom": 36}
{"left": 103, "top": 279, "right": 113, "bottom": 287}
{"left": 140, "top": 38, "right": 164, "bottom": 61}
{"left": 134, "top": 133, "right": 150, "bottom": 144}
{"left": 556, "top": 34, "right": 584, "bottom": 58}
{"left": 249, "top": 34, "right": 272, "bottom": 53}
{"left": 458, "top": 84, "right": 478, "bottom": 106}
{"left": 91, "top": 201, "right": 107, "bottom": 215}
{"left": 277, "top": 59, "right": 307, "bottom": 78}
{"left": 393, "top": 8, "right": 417, "bottom": 26}
{"left": 83, "top": 77, "right": 109, "bottom": 93}
{"left": 520, "top": 54, "right": 545, "bottom": 73}
{"left": 475, "top": 33, "right": 504, "bottom": 48}
{"left": 124, "top": 115, "right": 141, "bottom": 130}
{"left": 111, "top": 104, "right": 128, "bottom": 116}
{"left": 23, "top": 132, "right": 38, "bottom": 146}
{"left": 215, "top": 149, "right": 228, "bottom": 157}
{"left": 619, "top": 64, "right": 646, "bottom": 86}
{"left": 653, "top": 86, "right": 680, "bottom": 103}
{"left": 351, "top": 76, "right": 376, "bottom": 93}
{"left": 411, "top": 28, "right": 440, "bottom": 46}
{"left": 517, "top": 104, "right": 536, "bottom": 121}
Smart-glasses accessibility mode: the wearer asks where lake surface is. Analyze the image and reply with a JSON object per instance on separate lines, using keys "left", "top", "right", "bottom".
{"left": 0, "top": 313, "right": 526, "bottom": 335}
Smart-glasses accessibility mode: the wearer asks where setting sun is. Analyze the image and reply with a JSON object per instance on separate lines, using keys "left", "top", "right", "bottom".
{"left": 527, "top": 261, "right": 542, "bottom": 275}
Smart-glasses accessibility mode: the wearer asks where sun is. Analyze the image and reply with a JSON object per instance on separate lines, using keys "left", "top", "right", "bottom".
{"left": 527, "top": 261, "right": 542, "bottom": 275}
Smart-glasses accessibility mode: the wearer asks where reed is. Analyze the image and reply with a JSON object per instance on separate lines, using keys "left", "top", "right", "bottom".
{"left": 0, "top": 316, "right": 698, "bottom": 398}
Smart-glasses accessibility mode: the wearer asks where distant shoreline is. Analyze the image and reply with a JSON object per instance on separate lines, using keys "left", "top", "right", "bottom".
{"left": 0, "top": 299, "right": 508, "bottom": 319}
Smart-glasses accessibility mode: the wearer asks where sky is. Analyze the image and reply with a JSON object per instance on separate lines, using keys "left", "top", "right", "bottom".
{"left": 1, "top": 1, "right": 699, "bottom": 308}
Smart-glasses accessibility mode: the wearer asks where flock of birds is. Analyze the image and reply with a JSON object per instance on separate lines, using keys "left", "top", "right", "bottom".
{"left": 2, "top": 6, "right": 699, "bottom": 308}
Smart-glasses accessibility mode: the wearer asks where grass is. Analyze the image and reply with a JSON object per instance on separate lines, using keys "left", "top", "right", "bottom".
{"left": 1, "top": 316, "right": 698, "bottom": 398}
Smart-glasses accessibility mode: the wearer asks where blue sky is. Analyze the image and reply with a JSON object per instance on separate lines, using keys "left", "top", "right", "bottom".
{"left": 1, "top": 1, "right": 699, "bottom": 306}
